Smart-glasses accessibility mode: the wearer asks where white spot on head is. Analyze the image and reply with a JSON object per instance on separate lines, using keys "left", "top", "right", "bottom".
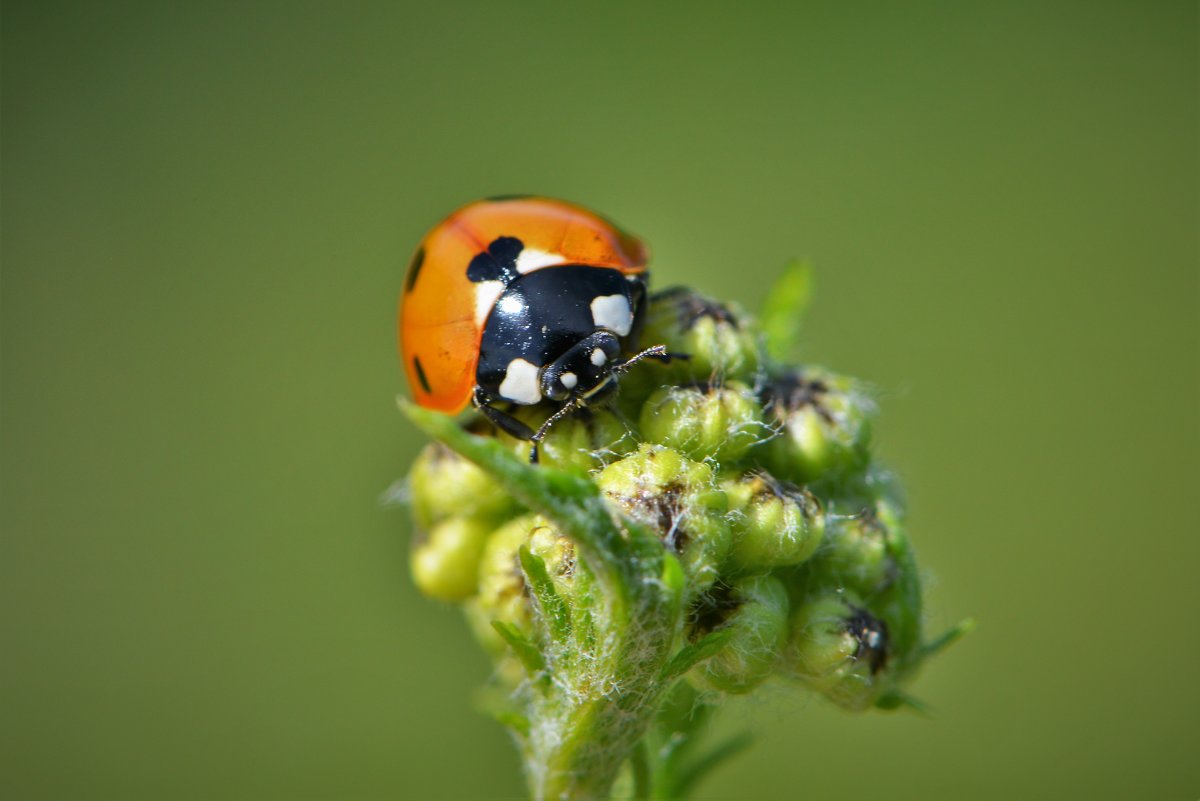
{"left": 560, "top": 372, "right": 578, "bottom": 389}
{"left": 474, "top": 281, "right": 505, "bottom": 326}
{"left": 499, "top": 358, "right": 543, "bottom": 405}
{"left": 590, "top": 294, "right": 633, "bottom": 337}
{"left": 515, "top": 248, "right": 566, "bottom": 274}
{"left": 590, "top": 348, "right": 607, "bottom": 367}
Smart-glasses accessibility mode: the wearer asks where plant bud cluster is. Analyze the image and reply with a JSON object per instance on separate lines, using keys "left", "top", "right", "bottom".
{"left": 407, "top": 286, "right": 940, "bottom": 713}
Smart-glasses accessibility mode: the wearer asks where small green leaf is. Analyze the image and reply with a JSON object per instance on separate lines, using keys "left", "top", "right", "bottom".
{"left": 518, "top": 545, "right": 572, "bottom": 644}
{"left": 923, "top": 617, "right": 977, "bottom": 660}
{"left": 659, "top": 552, "right": 686, "bottom": 610}
{"left": 874, "top": 689, "right": 932, "bottom": 716}
{"left": 672, "top": 731, "right": 755, "bottom": 798}
{"left": 878, "top": 515, "right": 924, "bottom": 663}
{"left": 492, "top": 710, "right": 531, "bottom": 738}
{"left": 659, "top": 628, "right": 735, "bottom": 681}
{"left": 490, "top": 619, "right": 545, "bottom": 675}
{"left": 760, "top": 260, "right": 814, "bottom": 362}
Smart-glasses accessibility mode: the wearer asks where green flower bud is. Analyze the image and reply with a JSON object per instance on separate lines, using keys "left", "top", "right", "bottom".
{"left": 759, "top": 368, "right": 874, "bottom": 486}
{"left": 811, "top": 499, "right": 901, "bottom": 596}
{"left": 639, "top": 381, "right": 766, "bottom": 463}
{"left": 690, "top": 575, "right": 789, "bottom": 694}
{"left": 527, "top": 517, "right": 591, "bottom": 604}
{"left": 786, "top": 592, "right": 891, "bottom": 711}
{"left": 496, "top": 406, "right": 635, "bottom": 474}
{"left": 410, "top": 516, "right": 493, "bottom": 602}
{"left": 408, "top": 441, "right": 517, "bottom": 530}
{"left": 528, "top": 519, "right": 606, "bottom": 657}
{"left": 722, "top": 472, "right": 825, "bottom": 572}
{"left": 864, "top": 504, "right": 923, "bottom": 667}
{"left": 597, "top": 444, "right": 731, "bottom": 593}
{"left": 528, "top": 519, "right": 573, "bottom": 579}
{"left": 468, "top": 514, "right": 538, "bottom": 658}
{"left": 642, "top": 287, "right": 762, "bottom": 383}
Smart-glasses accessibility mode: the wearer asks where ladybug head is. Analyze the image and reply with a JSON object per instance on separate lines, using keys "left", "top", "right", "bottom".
{"left": 539, "top": 331, "right": 623, "bottom": 403}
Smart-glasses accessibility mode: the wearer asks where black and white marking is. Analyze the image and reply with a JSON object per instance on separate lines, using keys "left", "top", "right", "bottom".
{"left": 589, "top": 294, "right": 634, "bottom": 336}
{"left": 498, "top": 357, "right": 543, "bottom": 404}
{"left": 474, "top": 258, "right": 645, "bottom": 406}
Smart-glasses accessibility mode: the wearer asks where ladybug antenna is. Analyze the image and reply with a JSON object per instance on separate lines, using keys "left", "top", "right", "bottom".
{"left": 528, "top": 346, "right": 685, "bottom": 462}
{"left": 612, "top": 344, "right": 681, "bottom": 375}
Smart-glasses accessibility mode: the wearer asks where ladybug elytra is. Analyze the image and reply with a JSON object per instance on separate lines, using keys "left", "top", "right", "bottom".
{"left": 398, "top": 196, "right": 675, "bottom": 461}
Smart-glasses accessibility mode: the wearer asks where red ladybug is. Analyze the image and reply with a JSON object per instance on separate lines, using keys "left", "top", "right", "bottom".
{"left": 398, "top": 196, "right": 673, "bottom": 461}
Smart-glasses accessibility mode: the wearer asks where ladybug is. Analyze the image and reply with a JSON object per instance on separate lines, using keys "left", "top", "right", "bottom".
{"left": 399, "top": 196, "right": 675, "bottom": 461}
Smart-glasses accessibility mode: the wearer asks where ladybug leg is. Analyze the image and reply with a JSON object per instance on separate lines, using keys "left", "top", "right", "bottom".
{"left": 642, "top": 350, "right": 690, "bottom": 364}
{"left": 528, "top": 399, "right": 583, "bottom": 464}
{"left": 474, "top": 388, "right": 537, "bottom": 442}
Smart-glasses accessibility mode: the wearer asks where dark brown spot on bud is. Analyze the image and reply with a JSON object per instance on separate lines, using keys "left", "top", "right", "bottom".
{"left": 654, "top": 287, "right": 740, "bottom": 331}
{"left": 689, "top": 581, "right": 741, "bottom": 636}
{"left": 845, "top": 607, "right": 889, "bottom": 674}
{"left": 760, "top": 371, "right": 836, "bottom": 424}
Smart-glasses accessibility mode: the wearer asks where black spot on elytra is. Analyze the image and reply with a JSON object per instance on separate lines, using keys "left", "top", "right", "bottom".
{"left": 413, "top": 357, "right": 432, "bottom": 394}
{"left": 405, "top": 247, "right": 425, "bottom": 293}
{"left": 467, "top": 236, "right": 525, "bottom": 286}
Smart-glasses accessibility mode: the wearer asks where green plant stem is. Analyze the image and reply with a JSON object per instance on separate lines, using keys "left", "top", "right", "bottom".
{"left": 630, "top": 741, "right": 652, "bottom": 800}
{"left": 404, "top": 403, "right": 690, "bottom": 801}
{"left": 642, "top": 683, "right": 749, "bottom": 800}
{"left": 526, "top": 579, "right": 684, "bottom": 801}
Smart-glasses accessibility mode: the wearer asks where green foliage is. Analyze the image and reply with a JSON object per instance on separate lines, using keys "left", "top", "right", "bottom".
{"left": 399, "top": 268, "right": 969, "bottom": 800}
{"left": 759, "top": 260, "right": 814, "bottom": 363}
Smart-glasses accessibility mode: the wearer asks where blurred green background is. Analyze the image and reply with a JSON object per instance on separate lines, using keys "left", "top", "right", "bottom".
{"left": 2, "top": 1, "right": 1196, "bottom": 799}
